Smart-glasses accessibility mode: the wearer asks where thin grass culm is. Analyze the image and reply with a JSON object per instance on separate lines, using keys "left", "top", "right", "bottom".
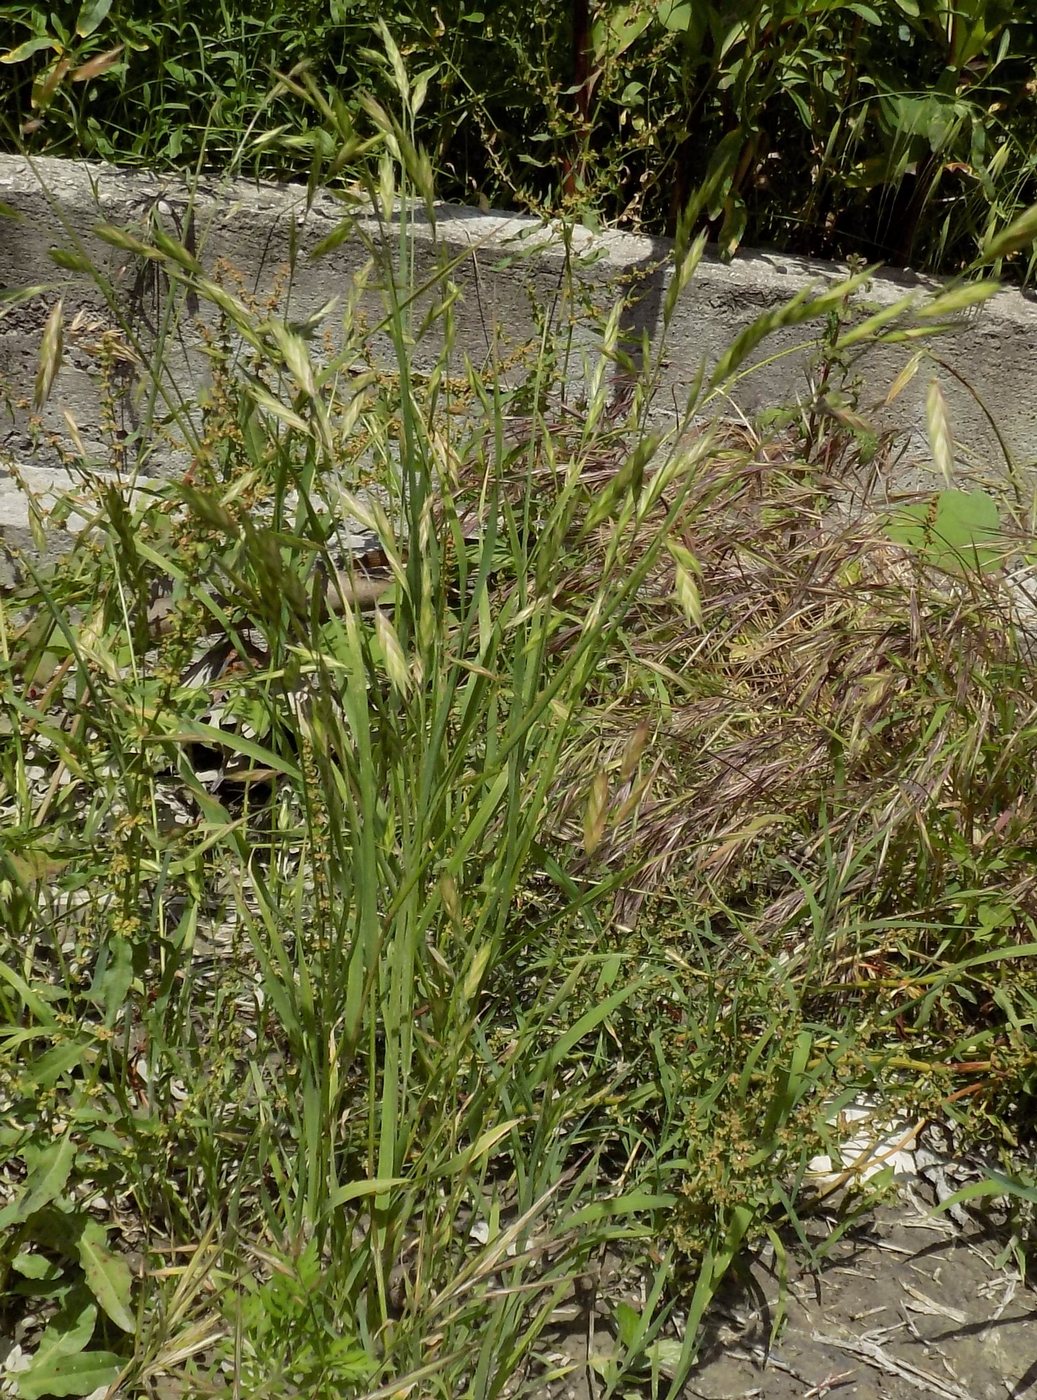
{"left": 4, "top": 46, "right": 1037, "bottom": 1400}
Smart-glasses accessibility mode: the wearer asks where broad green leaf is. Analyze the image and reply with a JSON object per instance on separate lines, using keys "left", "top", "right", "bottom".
{"left": 0, "top": 37, "right": 56, "bottom": 64}
{"left": 26, "top": 1042, "right": 90, "bottom": 1091}
{"left": 614, "top": 1299, "right": 640, "bottom": 1347}
{"left": 568, "top": 1191, "right": 676, "bottom": 1230}
{"left": 76, "top": 1219, "right": 134, "bottom": 1332}
{"left": 13, "top": 1252, "right": 62, "bottom": 1281}
{"left": 644, "top": 1336, "right": 685, "bottom": 1378}
{"left": 884, "top": 489, "right": 1001, "bottom": 573}
{"left": 885, "top": 93, "right": 948, "bottom": 142}
{"left": 15, "top": 1347, "right": 121, "bottom": 1400}
{"left": 657, "top": 0, "right": 692, "bottom": 30}
{"left": 0, "top": 1137, "right": 75, "bottom": 1228}
{"left": 591, "top": 4, "right": 651, "bottom": 62}
{"left": 76, "top": 0, "right": 114, "bottom": 37}
{"left": 85, "top": 935, "right": 134, "bottom": 1028}
{"left": 17, "top": 1289, "right": 97, "bottom": 1385}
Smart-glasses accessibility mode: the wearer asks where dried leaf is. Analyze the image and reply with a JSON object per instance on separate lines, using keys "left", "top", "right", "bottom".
{"left": 32, "top": 55, "right": 71, "bottom": 111}
{"left": 374, "top": 608, "right": 410, "bottom": 696}
{"left": 71, "top": 44, "right": 123, "bottom": 81}
{"left": 925, "top": 377, "right": 955, "bottom": 486}
{"left": 673, "top": 564, "right": 701, "bottom": 627}
{"left": 34, "top": 297, "right": 64, "bottom": 409}
{"left": 884, "top": 349, "right": 924, "bottom": 405}
{"left": 584, "top": 770, "right": 609, "bottom": 854}
{"left": 619, "top": 721, "right": 650, "bottom": 781}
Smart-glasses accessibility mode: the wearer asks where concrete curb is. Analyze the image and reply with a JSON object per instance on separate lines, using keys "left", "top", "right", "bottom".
{"left": 2, "top": 152, "right": 1037, "bottom": 580}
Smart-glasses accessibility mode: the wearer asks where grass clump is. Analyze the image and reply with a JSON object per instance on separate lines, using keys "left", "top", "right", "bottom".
{"left": 3, "top": 96, "right": 1037, "bottom": 1400}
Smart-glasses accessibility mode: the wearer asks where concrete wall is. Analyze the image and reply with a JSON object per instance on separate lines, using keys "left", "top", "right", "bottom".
{"left": 2, "top": 152, "right": 1037, "bottom": 576}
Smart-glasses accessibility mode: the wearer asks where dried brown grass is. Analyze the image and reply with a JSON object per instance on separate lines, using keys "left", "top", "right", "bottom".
{"left": 464, "top": 414, "right": 1037, "bottom": 962}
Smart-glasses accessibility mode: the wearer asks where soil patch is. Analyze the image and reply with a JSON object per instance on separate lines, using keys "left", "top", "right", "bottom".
{"left": 546, "top": 1199, "right": 1036, "bottom": 1399}
{"left": 688, "top": 1202, "right": 1036, "bottom": 1400}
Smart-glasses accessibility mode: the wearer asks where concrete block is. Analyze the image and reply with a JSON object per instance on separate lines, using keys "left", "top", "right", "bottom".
{"left": 2, "top": 151, "right": 1037, "bottom": 578}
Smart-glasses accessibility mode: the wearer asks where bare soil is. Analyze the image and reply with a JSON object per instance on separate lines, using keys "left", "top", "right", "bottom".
{"left": 546, "top": 1198, "right": 1037, "bottom": 1400}
{"left": 688, "top": 1205, "right": 1036, "bottom": 1400}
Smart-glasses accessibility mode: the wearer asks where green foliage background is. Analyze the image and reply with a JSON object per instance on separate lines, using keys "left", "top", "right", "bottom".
{"left": 3, "top": 0, "right": 1037, "bottom": 279}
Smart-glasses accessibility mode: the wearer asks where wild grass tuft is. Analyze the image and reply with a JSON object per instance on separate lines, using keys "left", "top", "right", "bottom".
{"left": 3, "top": 75, "right": 1037, "bottom": 1400}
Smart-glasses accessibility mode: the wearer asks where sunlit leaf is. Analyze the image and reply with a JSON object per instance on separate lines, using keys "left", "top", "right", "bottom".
{"left": 76, "top": 1219, "right": 134, "bottom": 1333}
{"left": 0, "top": 1137, "right": 75, "bottom": 1228}
{"left": 16, "top": 1347, "right": 121, "bottom": 1400}
{"left": 329, "top": 1177, "right": 408, "bottom": 1208}
{"left": 16, "top": 1289, "right": 96, "bottom": 1384}
{"left": 657, "top": 0, "right": 692, "bottom": 30}
{"left": 884, "top": 489, "right": 1002, "bottom": 573}
{"left": 76, "top": 0, "right": 114, "bottom": 37}
{"left": 1, "top": 36, "right": 57, "bottom": 64}
{"left": 982, "top": 203, "right": 1037, "bottom": 261}
{"left": 592, "top": 3, "right": 652, "bottom": 60}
